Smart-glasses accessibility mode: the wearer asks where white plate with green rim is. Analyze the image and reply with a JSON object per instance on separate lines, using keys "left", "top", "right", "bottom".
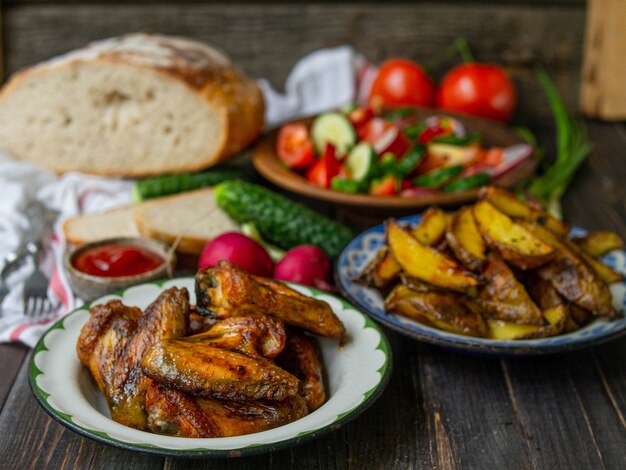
{"left": 29, "top": 277, "right": 392, "bottom": 458}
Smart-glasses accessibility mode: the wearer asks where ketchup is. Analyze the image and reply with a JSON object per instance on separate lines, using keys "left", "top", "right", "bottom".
{"left": 73, "top": 244, "right": 164, "bottom": 278}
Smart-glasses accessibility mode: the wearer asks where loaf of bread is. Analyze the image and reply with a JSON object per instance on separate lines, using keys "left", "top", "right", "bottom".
{"left": 0, "top": 33, "right": 264, "bottom": 176}
{"left": 63, "top": 188, "right": 240, "bottom": 255}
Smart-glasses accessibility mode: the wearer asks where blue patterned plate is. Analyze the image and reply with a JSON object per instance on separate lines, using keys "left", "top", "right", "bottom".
{"left": 336, "top": 215, "right": 626, "bottom": 356}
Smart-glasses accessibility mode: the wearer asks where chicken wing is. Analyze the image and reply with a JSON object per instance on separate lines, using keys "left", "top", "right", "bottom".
{"left": 185, "top": 314, "right": 286, "bottom": 359}
{"left": 76, "top": 287, "right": 190, "bottom": 429}
{"left": 142, "top": 338, "right": 299, "bottom": 401}
{"left": 275, "top": 330, "right": 326, "bottom": 412}
{"left": 196, "top": 261, "right": 345, "bottom": 341}
{"left": 145, "top": 382, "right": 308, "bottom": 438}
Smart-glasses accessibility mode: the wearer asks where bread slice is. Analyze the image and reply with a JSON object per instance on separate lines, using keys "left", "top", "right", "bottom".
{"left": 0, "top": 33, "right": 264, "bottom": 176}
{"left": 133, "top": 188, "right": 239, "bottom": 255}
{"left": 63, "top": 205, "right": 139, "bottom": 245}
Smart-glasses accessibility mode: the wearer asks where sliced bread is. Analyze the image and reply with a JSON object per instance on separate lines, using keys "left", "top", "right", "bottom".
{"left": 0, "top": 33, "right": 264, "bottom": 176}
{"left": 133, "top": 188, "right": 239, "bottom": 255}
{"left": 63, "top": 205, "right": 139, "bottom": 245}
{"left": 63, "top": 188, "right": 239, "bottom": 254}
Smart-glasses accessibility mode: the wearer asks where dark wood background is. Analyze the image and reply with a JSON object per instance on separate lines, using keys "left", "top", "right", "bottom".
{"left": 3, "top": 1, "right": 626, "bottom": 469}
{"left": 3, "top": 0, "right": 586, "bottom": 121}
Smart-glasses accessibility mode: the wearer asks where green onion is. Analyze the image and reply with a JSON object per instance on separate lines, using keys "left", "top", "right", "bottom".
{"left": 527, "top": 67, "right": 593, "bottom": 218}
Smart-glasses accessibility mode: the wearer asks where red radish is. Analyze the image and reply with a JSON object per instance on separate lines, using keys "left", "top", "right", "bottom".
{"left": 373, "top": 126, "right": 411, "bottom": 157}
{"left": 199, "top": 232, "right": 273, "bottom": 277}
{"left": 274, "top": 245, "right": 332, "bottom": 290}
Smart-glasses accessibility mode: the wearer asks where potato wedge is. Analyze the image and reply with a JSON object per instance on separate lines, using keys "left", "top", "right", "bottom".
{"left": 561, "top": 238, "right": 624, "bottom": 284}
{"left": 573, "top": 231, "right": 624, "bottom": 257}
{"left": 480, "top": 186, "right": 570, "bottom": 236}
{"left": 446, "top": 206, "right": 486, "bottom": 270}
{"left": 387, "top": 220, "right": 480, "bottom": 292}
{"left": 487, "top": 306, "right": 566, "bottom": 340}
{"left": 385, "top": 285, "right": 488, "bottom": 337}
{"left": 570, "top": 303, "right": 592, "bottom": 327}
{"left": 412, "top": 207, "right": 450, "bottom": 246}
{"left": 357, "top": 246, "right": 401, "bottom": 289}
{"left": 478, "top": 253, "right": 544, "bottom": 325}
{"left": 473, "top": 200, "right": 555, "bottom": 270}
{"left": 522, "top": 222, "right": 616, "bottom": 317}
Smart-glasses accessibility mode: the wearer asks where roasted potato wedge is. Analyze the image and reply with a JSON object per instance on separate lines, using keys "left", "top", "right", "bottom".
{"left": 387, "top": 220, "right": 480, "bottom": 293}
{"left": 564, "top": 239, "right": 624, "bottom": 284}
{"left": 573, "top": 231, "right": 624, "bottom": 257}
{"left": 473, "top": 200, "right": 555, "bottom": 270}
{"left": 478, "top": 253, "right": 543, "bottom": 325}
{"left": 480, "top": 186, "right": 570, "bottom": 236}
{"left": 385, "top": 285, "right": 488, "bottom": 337}
{"left": 357, "top": 246, "right": 401, "bottom": 289}
{"left": 487, "top": 306, "right": 566, "bottom": 340}
{"left": 446, "top": 206, "right": 486, "bottom": 270}
{"left": 412, "top": 207, "right": 450, "bottom": 246}
{"left": 523, "top": 222, "right": 616, "bottom": 317}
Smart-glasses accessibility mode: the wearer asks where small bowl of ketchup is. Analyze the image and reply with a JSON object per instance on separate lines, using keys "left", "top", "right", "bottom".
{"left": 64, "top": 237, "right": 176, "bottom": 301}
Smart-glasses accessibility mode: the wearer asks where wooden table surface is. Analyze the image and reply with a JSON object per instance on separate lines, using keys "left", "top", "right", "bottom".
{"left": 0, "top": 120, "right": 625, "bottom": 469}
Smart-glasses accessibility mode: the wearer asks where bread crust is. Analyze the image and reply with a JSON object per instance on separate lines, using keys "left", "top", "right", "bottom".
{"left": 0, "top": 33, "right": 264, "bottom": 176}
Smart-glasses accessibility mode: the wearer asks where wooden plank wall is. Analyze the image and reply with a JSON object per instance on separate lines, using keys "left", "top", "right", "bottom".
{"left": 2, "top": 1, "right": 586, "bottom": 120}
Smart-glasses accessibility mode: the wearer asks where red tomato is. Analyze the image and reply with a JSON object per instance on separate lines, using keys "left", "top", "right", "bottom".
{"left": 369, "top": 59, "right": 436, "bottom": 108}
{"left": 276, "top": 123, "right": 315, "bottom": 169}
{"left": 418, "top": 124, "right": 451, "bottom": 144}
{"left": 349, "top": 106, "right": 375, "bottom": 133}
{"left": 359, "top": 118, "right": 410, "bottom": 157}
{"left": 437, "top": 64, "right": 517, "bottom": 122}
{"left": 370, "top": 176, "right": 398, "bottom": 196}
{"left": 306, "top": 144, "right": 347, "bottom": 188}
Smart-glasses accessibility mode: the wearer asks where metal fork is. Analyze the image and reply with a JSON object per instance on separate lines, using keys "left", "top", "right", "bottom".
{"left": 22, "top": 241, "right": 55, "bottom": 320}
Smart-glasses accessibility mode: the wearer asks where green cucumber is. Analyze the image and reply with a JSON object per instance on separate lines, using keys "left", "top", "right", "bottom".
{"left": 346, "top": 142, "right": 377, "bottom": 182}
{"left": 395, "top": 145, "right": 425, "bottom": 178}
{"left": 214, "top": 181, "right": 354, "bottom": 259}
{"left": 311, "top": 112, "right": 356, "bottom": 156}
{"left": 331, "top": 177, "right": 363, "bottom": 193}
{"left": 133, "top": 166, "right": 248, "bottom": 201}
{"left": 414, "top": 165, "right": 464, "bottom": 189}
{"left": 403, "top": 123, "right": 426, "bottom": 140}
{"left": 378, "top": 153, "right": 397, "bottom": 177}
{"left": 443, "top": 172, "right": 491, "bottom": 193}
{"left": 432, "top": 132, "right": 481, "bottom": 146}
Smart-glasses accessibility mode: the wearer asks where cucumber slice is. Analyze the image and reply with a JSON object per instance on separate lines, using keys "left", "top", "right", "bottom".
{"left": 311, "top": 112, "right": 356, "bottom": 157}
{"left": 414, "top": 165, "right": 464, "bottom": 189}
{"left": 346, "top": 142, "right": 377, "bottom": 182}
{"left": 331, "top": 177, "right": 363, "bottom": 193}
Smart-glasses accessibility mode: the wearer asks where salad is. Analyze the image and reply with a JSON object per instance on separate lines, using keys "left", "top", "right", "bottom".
{"left": 275, "top": 106, "right": 532, "bottom": 197}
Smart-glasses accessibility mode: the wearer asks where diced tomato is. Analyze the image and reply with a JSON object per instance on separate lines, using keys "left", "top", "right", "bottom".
{"left": 401, "top": 179, "right": 413, "bottom": 190}
{"left": 349, "top": 106, "right": 375, "bottom": 133}
{"left": 306, "top": 143, "right": 346, "bottom": 188}
{"left": 276, "top": 123, "right": 315, "bottom": 169}
{"left": 482, "top": 147, "right": 505, "bottom": 166}
{"left": 418, "top": 124, "right": 451, "bottom": 144}
{"left": 370, "top": 175, "right": 398, "bottom": 196}
{"left": 358, "top": 117, "right": 391, "bottom": 144}
{"left": 375, "top": 127, "right": 411, "bottom": 158}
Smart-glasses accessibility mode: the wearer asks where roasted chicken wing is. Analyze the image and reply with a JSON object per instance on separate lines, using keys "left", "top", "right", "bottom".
{"left": 141, "top": 337, "right": 298, "bottom": 401}
{"left": 275, "top": 330, "right": 326, "bottom": 412}
{"left": 185, "top": 314, "right": 286, "bottom": 359}
{"left": 76, "top": 287, "right": 189, "bottom": 429}
{"left": 196, "top": 261, "right": 345, "bottom": 341}
{"left": 145, "top": 382, "right": 308, "bottom": 438}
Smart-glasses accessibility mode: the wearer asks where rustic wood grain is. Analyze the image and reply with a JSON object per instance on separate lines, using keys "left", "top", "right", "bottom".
{"left": 0, "top": 351, "right": 165, "bottom": 469}
{"left": 0, "top": 343, "right": 27, "bottom": 411}
{"left": 2, "top": 3, "right": 584, "bottom": 119}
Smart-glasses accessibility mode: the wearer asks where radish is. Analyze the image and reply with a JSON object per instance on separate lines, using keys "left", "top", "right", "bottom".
{"left": 198, "top": 232, "right": 273, "bottom": 277}
{"left": 400, "top": 187, "right": 438, "bottom": 197}
{"left": 274, "top": 245, "right": 332, "bottom": 290}
{"left": 488, "top": 144, "right": 533, "bottom": 178}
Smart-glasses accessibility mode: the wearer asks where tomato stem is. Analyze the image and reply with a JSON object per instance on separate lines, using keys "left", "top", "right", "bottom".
{"left": 424, "top": 37, "right": 474, "bottom": 73}
{"left": 454, "top": 37, "right": 474, "bottom": 63}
